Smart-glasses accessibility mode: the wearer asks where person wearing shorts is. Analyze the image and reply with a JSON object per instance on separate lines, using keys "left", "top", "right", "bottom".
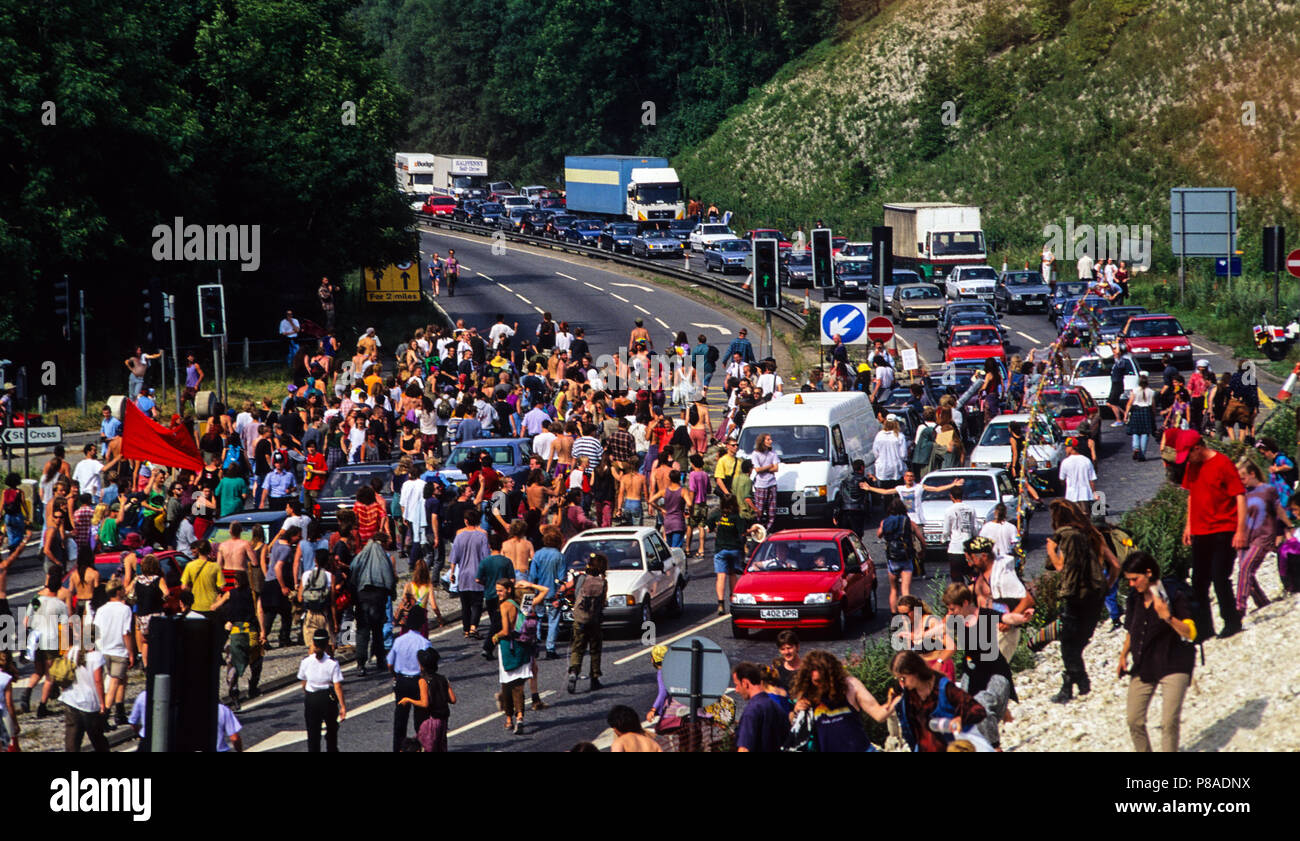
{"left": 709, "top": 497, "right": 748, "bottom": 616}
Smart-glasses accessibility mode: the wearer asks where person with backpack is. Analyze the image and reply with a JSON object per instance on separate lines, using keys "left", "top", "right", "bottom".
{"left": 212, "top": 569, "right": 265, "bottom": 708}
{"left": 566, "top": 552, "right": 608, "bottom": 694}
{"left": 693, "top": 335, "right": 719, "bottom": 397}
{"left": 298, "top": 557, "right": 335, "bottom": 646}
{"left": 403, "top": 647, "right": 456, "bottom": 752}
{"left": 891, "top": 649, "right": 989, "bottom": 753}
{"left": 878, "top": 497, "right": 924, "bottom": 614}
{"left": 1044, "top": 525, "right": 1108, "bottom": 703}
{"left": 1116, "top": 551, "right": 1196, "bottom": 752}
{"left": 491, "top": 578, "right": 548, "bottom": 735}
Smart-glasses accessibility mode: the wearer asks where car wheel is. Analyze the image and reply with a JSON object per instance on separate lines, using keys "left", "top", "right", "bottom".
{"left": 671, "top": 579, "right": 686, "bottom": 616}
{"left": 829, "top": 604, "right": 846, "bottom": 639}
{"left": 731, "top": 619, "right": 748, "bottom": 639}
{"left": 866, "top": 581, "right": 878, "bottom": 619}
{"left": 640, "top": 599, "right": 653, "bottom": 629}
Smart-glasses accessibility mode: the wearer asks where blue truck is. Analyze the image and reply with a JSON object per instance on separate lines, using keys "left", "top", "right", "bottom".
{"left": 563, "top": 155, "right": 686, "bottom": 223}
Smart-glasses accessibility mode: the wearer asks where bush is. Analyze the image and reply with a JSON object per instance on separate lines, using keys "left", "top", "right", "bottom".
{"left": 1118, "top": 482, "right": 1192, "bottom": 579}
{"left": 842, "top": 638, "right": 897, "bottom": 745}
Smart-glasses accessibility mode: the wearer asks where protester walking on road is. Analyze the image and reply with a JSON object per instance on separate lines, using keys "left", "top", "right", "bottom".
{"left": 567, "top": 552, "right": 608, "bottom": 694}
{"left": 1234, "top": 458, "right": 1290, "bottom": 616}
{"left": 388, "top": 606, "right": 432, "bottom": 751}
{"left": 299, "top": 629, "right": 346, "bottom": 752}
{"left": 750, "top": 433, "right": 780, "bottom": 531}
{"left": 1175, "top": 430, "right": 1247, "bottom": 639}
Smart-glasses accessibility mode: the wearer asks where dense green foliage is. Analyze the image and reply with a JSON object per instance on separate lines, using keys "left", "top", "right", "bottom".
{"left": 0, "top": 0, "right": 413, "bottom": 388}
{"left": 352, "top": 0, "right": 844, "bottom": 184}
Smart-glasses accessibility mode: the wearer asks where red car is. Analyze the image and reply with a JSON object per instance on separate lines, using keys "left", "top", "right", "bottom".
{"left": 745, "top": 228, "right": 793, "bottom": 252}
{"left": 420, "top": 195, "right": 458, "bottom": 216}
{"left": 1119, "top": 313, "right": 1193, "bottom": 371}
{"left": 1040, "top": 387, "right": 1101, "bottom": 444}
{"left": 831, "top": 235, "right": 848, "bottom": 255}
{"left": 730, "top": 528, "right": 877, "bottom": 639}
{"left": 944, "top": 325, "right": 1006, "bottom": 364}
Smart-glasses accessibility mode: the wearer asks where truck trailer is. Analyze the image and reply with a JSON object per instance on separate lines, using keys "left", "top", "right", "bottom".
{"left": 882, "top": 202, "right": 986, "bottom": 282}
{"left": 563, "top": 155, "right": 684, "bottom": 223}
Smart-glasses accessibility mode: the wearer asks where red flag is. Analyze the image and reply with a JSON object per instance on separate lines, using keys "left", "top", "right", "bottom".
{"left": 121, "top": 399, "right": 204, "bottom": 474}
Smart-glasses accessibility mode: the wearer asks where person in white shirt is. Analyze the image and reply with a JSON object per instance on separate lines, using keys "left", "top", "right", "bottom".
{"left": 871, "top": 418, "right": 909, "bottom": 486}
{"left": 533, "top": 421, "right": 558, "bottom": 463}
{"left": 978, "top": 502, "right": 1020, "bottom": 557}
{"left": 941, "top": 486, "right": 978, "bottom": 585}
{"left": 299, "top": 629, "right": 346, "bottom": 752}
{"left": 399, "top": 474, "right": 428, "bottom": 547}
{"left": 61, "top": 644, "right": 109, "bottom": 751}
{"left": 1058, "top": 439, "right": 1097, "bottom": 503}
{"left": 554, "top": 323, "right": 574, "bottom": 354}
{"left": 488, "top": 317, "right": 517, "bottom": 349}
{"left": 1076, "top": 252, "right": 1094, "bottom": 281}
{"left": 92, "top": 581, "right": 136, "bottom": 728}
{"left": 1041, "top": 246, "right": 1054, "bottom": 283}
{"left": 71, "top": 444, "right": 105, "bottom": 501}
{"left": 1103, "top": 258, "right": 1117, "bottom": 284}
{"left": 756, "top": 363, "right": 783, "bottom": 397}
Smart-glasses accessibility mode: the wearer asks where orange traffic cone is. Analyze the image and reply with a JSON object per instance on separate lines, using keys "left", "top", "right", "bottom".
{"left": 1277, "top": 362, "right": 1300, "bottom": 401}
{"left": 802, "top": 289, "right": 811, "bottom": 315}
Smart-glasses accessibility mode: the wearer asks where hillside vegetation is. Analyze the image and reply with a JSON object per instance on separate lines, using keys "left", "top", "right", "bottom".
{"left": 674, "top": 0, "right": 1300, "bottom": 275}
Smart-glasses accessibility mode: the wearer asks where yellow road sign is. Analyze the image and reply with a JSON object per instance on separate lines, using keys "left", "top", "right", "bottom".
{"left": 364, "top": 259, "right": 422, "bottom": 302}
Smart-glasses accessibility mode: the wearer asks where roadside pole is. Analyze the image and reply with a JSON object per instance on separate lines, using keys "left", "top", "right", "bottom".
{"left": 170, "top": 294, "right": 182, "bottom": 416}
{"left": 764, "top": 311, "right": 773, "bottom": 362}
{"left": 688, "top": 639, "right": 703, "bottom": 753}
{"left": 78, "top": 290, "right": 87, "bottom": 415}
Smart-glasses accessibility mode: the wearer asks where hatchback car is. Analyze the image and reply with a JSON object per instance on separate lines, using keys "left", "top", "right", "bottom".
{"left": 559, "top": 527, "right": 688, "bottom": 634}
{"left": 1048, "top": 281, "right": 1089, "bottom": 322}
{"left": 471, "top": 202, "right": 505, "bottom": 227}
{"left": 314, "top": 461, "right": 400, "bottom": 530}
{"left": 420, "top": 195, "right": 457, "bottom": 216}
{"left": 1039, "top": 387, "right": 1101, "bottom": 445}
{"left": 1120, "top": 314, "right": 1194, "bottom": 370}
{"left": 730, "top": 528, "right": 877, "bottom": 638}
{"left": 944, "top": 325, "right": 1006, "bottom": 364}
{"left": 835, "top": 242, "right": 873, "bottom": 263}
{"left": 833, "top": 259, "right": 873, "bottom": 298}
{"left": 1070, "top": 354, "right": 1141, "bottom": 411}
{"left": 915, "top": 468, "right": 1021, "bottom": 553}
{"left": 563, "top": 218, "right": 604, "bottom": 245}
{"left": 703, "top": 238, "right": 751, "bottom": 273}
{"left": 968, "top": 414, "right": 1065, "bottom": 492}
{"left": 891, "top": 283, "right": 945, "bottom": 324}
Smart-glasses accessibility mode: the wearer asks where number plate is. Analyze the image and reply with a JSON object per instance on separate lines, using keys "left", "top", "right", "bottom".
{"left": 760, "top": 608, "right": 800, "bottom": 620}
{"left": 917, "top": 313, "right": 937, "bottom": 320}
{"left": 775, "top": 507, "right": 790, "bottom": 515}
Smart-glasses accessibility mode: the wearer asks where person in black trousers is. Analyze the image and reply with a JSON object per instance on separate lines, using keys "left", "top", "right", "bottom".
{"left": 298, "top": 630, "right": 346, "bottom": 752}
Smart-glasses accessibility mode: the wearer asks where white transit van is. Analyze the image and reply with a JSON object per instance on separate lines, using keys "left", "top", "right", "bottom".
{"left": 736, "top": 392, "right": 879, "bottom": 526}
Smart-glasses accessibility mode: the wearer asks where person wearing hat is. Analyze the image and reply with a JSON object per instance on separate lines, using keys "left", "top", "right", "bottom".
{"left": 298, "top": 628, "right": 346, "bottom": 752}
{"left": 1175, "top": 430, "right": 1247, "bottom": 639}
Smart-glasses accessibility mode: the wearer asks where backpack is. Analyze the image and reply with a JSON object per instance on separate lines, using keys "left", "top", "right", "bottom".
{"left": 881, "top": 515, "right": 911, "bottom": 562}
{"left": 514, "top": 597, "right": 540, "bottom": 646}
{"left": 1159, "top": 575, "right": 1207, "bottom": 664}
{"left": 1057, "top": 527, "right": 1107, "bottom": 602}
{"left": 913, "top": 424, "right": 936, "bottom": 467}
{"left": 537, "top": 320, "right": 556, "bottom": 349}
{"left": 435, "top": 396, "right": 453, "bottom": 420}
{"left": 705, "top": 344, "right": 719, "bottom": 366}
{"left": 48, "top": 652, "right": 80, "bottom": 690}
{"left": 302, "top": 567, "right": 330, "bottom": 612}
{"left": 1100, "top": 525, "right": 1136, "bottom": 567}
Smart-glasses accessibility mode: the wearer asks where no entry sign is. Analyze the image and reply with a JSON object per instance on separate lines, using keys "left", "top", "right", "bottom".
{"left": 1286, "top": 248, "right": 1300, "bottom": 279}
{"left": 866, "top": 316, "right": 894, "bottom": 343}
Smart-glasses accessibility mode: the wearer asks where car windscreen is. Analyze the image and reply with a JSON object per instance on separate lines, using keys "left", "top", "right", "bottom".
{"left": 1126, "top": 318, "right": 1182, "bottom": 338}
{"left": 1056, "top": 282, "right": 1087, "bottom": 298}
{"left": 611, "top": 224, "right": 637, "bottom": 235}
{"left": 923, "top": 476, "right": 994, "bottom": 501}
{"left": 978, "top": 424, "right": 1014, "bottom": 447}
{"left": 701, "top": 225, "right": 730, "bottom": 235}
{"left": 322, "top": 469, "right": 390, "bottom": 497}
{"left": 842, "top": 244, "right": 871, "bottom": 257}
{"left": 1004, "top": 272, "right": 1043, "bottom": 285}
{"left": 746, "top": 540, "right": 840, "bottom": 572}
{"left": 892, "top": 271, "right": 922, "bottom": 284}
{"left": 718, "top": 240, "right": 750, "bottom": 252}
{"left": 479, "top": 203, "right": 502, "bottom": 213}
{"left": 447, "top": 446, "right": 514, "bottom": 468}
{"left": 958, "top": 267, "right": 998, "bottom": 281}
{"left": 837, "top": 261, "right": 870, "bottom": 274}
{"left": 787, "top": 253, "right": 812, "bottom": 266}
{"left": 1040, "top": 393, "right": 1083, "bottom": 413}
{"left": 951, "top": 329, "right": 1000, "bottom": 347}
{"left": 563, "top": 539, "right": 642, "bottom": 571}
{"left": 575, "top": 220, "right": 601, "bottom": 230}
{"left": 1101, "top": 308, "right": 1144, "bottom": 325}
{"left": 738, "top": 426, "right": 828, "bottom": 464}
{"left": 901, "top": 286, "right": 941, "bottom": 300}
{"left": 1073, "top": 358, "right": 1110, "bottom": 378}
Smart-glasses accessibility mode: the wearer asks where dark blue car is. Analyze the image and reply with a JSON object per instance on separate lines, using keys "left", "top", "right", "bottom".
{"left": 563, "top": 219, "right": 604, "bottom": 245}
{"left": 427, "top": 439, "right": 535, "bottom": 489}
{"left": 1055, "top": 295, "right": 1109, "bottom": 345}
{"left": 471, "top": 202, "right": 505, "bottom": 227}
{"left": 1048, "top": 280, "right": 1089, "bottom": 322}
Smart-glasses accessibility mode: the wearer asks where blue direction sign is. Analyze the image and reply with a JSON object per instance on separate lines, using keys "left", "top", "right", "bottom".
{"left": 820, "top": 302, "right": 871, "bottom": 345}
{"left": 1214, "top": 256, "right": 1242, "bottom": 277}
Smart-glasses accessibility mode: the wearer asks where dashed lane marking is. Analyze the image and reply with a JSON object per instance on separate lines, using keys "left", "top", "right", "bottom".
{"left": 556, "top": 272, "right": 577, "bottom": 281}
{"left": 655, "top": 318, "right": 671, "bottom": 330}
{"left": 613, "top": 614, "right": 729, "bottom": 666}
{"left": 447, "top": 690, "right": 557, "bottom": 739}
{"left": 634, "top": 304, "right": 650, "bottom": 314}
{"left": 476, "top": 272, "right": 492, "bottom": 281}
{"left": 516, "top": 293, "right": 532, "bottom": 305}
{"left": 611, "top": 293, "right": 629, "bottom": 303}
{"left": 583, "top": 282, "right": 603, "bottom": 291}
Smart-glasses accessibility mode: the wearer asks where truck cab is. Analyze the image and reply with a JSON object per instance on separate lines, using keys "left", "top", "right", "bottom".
{"left": 626, "top": 167, "right": 685, "bottom": 222}
{"left": 883, "top": 202, "right": 986, "bottom": 283}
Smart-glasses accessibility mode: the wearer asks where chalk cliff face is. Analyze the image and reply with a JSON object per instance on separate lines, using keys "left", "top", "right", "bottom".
{"left": 999, "top": 563, "right": 1300, "bottom": 752}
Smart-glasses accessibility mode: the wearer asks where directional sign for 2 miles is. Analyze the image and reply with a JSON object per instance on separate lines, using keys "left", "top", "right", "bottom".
{"left": 1, "top": 426, "right": 63, "bottom": 446}
{"left": 820, "top": 302, "right": 871, "bottom": 345}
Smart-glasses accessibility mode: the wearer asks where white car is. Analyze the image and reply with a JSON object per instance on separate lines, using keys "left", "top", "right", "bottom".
{"left": 835, "top": 241, "right": 873, "bottom": 263}
{"left": 915, "top": 468, "right": 1021, "bottom": 553}
{"left": 500, "top": 195, "right": 532, "bottom": 212}
{"left": 559, "top": 527, "right": 688, "bottom": 633}
{"left": 689, "top": 223, "right": 737, "bottom": 252}
{"left": 944, "top": 265, "right": 998, "bottom": 301}
{"left": 520, "top": 185, "right": 549, "bottom": 203}
{"left": 1071, "top": 354, "right": 1140, "bottom": 412}
{"left": 968, "top": 413, "right": 1065, "bottom": 492}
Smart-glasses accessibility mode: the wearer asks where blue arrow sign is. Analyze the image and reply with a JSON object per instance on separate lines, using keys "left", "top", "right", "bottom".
{"left": 820, "top": 302, "right": 869, "bottom": 344}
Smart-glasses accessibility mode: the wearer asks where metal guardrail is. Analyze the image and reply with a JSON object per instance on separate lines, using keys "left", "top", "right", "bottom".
{"left": 413, "top": 213, "right": 807, "bottom": 329}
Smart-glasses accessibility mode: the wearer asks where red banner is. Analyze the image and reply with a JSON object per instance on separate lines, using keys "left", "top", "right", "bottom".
{"left": 121, "top": 399, "right": 204, "bottom": 474}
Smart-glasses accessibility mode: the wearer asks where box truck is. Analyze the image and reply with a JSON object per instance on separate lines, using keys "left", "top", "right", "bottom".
{"left": 432, "top": 155, "right": 489, "bottom": 200}
{"left": 882, "top": 202, "right": 986, "bottom": 282}
{"left": 395, "top": 153, "right": 439, "bottom": 195}
{"left": 563, "top": 155, "right": 685, "bottom": 223}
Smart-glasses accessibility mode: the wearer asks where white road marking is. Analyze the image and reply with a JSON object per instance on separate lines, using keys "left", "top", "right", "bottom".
{"left": 247, "top": 694, "right": 392, "bottom": 752}
{"left": 655, "top": 318, "right": 671, "bottom": 330}
{"left": 1017, "top": 330, "right": 1039, "bottom": 343}
{"left": 583, "top": 282, "right": 604, "bottom": 291}
{"left": 447, "top": 690, "right": 556, "bottom": 739}
{"left": 611, "top": 293, "right": 629, "bottom": 303}
{"left": 614, "top": 614, "right": 729, "bottom": 666}
{"left": 459, "top": 265, "right": 472, "bottom": 272}
{"left": 690, "top": 322, "right": 731, "bottom": 335}
{"left": 534, "top": 306, "right": 544, "bottom": 315}
{"left": 497, "top": 283, "right": 513, "bottom": 293}
{"left": 634, "top": 304, "right": 650, "bottom": 314}
{"left": 240, "top": 681, "right": 303, "bottom": 711}
{"left": 610, "top": 282, "right": 653, "bottom": 292}
{"left": 1193, "top": 344, "right": 1215, "bottom": 355}
{"left": 516, "top": 294, "right": 533, "bottom": 305}
{"left": 556, "top": 272, "right": 577, "bottom": 281}
{"left": 476, "top": 272, "right": 492, "bottom": 281}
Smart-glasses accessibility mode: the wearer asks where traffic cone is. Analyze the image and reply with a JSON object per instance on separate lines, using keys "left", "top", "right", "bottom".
{"left": 802, "top": 288, "right": 810, "bottom": 315}
{"left": 1277, "top": 362, "right": 1300, "bottom": 401}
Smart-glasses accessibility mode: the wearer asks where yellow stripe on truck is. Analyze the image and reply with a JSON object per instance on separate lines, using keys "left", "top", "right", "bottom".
{"left": 564, "top": 168, "right": 621, "bottom": 186}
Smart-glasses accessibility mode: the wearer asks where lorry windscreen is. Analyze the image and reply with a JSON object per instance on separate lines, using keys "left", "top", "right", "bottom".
{"left": 635, "top": 185, "right": 680, "bottom": 204}
{"left": 931, "top": 232, "right": 984, "bottom": 256}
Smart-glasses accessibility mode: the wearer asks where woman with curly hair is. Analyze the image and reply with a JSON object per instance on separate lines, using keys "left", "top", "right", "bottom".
{"left": 788, "top": 650, "right": 892, "bottom": 752}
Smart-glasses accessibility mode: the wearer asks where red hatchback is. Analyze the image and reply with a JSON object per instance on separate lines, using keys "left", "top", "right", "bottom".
{"left": 1040, "top": 387, "right": 1100, "bottom": 444}
{"left": 944, "top": 325, "right": 1006, "bottom": 364}
{"left": 421, "top": 195, "right": 458, "bottom": 216}
{"left": 730, "top": 528, "right": 877, "bottom": 639}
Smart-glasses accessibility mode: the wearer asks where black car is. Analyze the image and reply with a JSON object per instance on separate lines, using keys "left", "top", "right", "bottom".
{"left": 314, "top": 461, "right": 400, "bottom": 530}
{"left": 519, "top": 210, "right": 551, "bottom": 235}
{"left": 994, "top": 270, "right": 1052, "bottom": 314}
{"left": 667, "top": 218, "right": 696, "bottom": 242}
{"left": 471, "top": 202, "right": 505, "bottom": 227}
{"left": 780, "top": 252, "right": 814, "bottom": 288}
{"left": 1048, "top": 281, "right": 1089, "bottom": 322}
{"left": 1096, "top": 305, "right": 1147, "bottom": 342}
{"left": 600, "top": 222, "right": 639, "bottom": 253}
{"left": 833, "top": 259, "right": 872, "bottom": 299}
{"left": 937, "top": 301, "right": 1003, "bottom": 343}
{"left": 453, "top": 199, "right": 483, "bottom": 223}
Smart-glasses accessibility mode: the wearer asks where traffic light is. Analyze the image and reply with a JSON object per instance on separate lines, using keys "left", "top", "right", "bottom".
{"left": 811, "top": 228, "right": 833, "bottom": 289}
{"left": 753, "top": 238, "right": 780, "bottom": 310}
{"left": 197, "top": 284, "right": 226, "bottom": 338}
{"left": 871, "top": 225, "right": 894, "bottom": 291}
{"left": 53, "top": 275, "right": 71, "bottom": 340}
{"left": 142, "top": 278, "right": 164, "bottom": 345}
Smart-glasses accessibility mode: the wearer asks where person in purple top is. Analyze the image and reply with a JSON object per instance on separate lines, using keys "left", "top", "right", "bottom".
{"left": 685, "top": 454, "right": 711, "bottom": 559}
{"left": 449, "top": 510, "right": 489, "bottom": 638}
{"left": 650, "top": 469, "right": 689, "bottom": 549}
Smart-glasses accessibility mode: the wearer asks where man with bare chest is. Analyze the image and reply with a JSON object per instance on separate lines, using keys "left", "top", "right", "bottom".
{"left": 617, "top": 467, "right": 646, "bottom": 525}
{"left": 217, "top": 521, "right": 259, "bottom": 590}
{"left": 502, "top": 520, "right": 535, "bottom": 580}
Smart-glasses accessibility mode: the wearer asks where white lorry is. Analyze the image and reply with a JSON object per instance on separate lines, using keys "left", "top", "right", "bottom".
{"left": 883, "top": 202, "right": 987, "bottom": 283}
{"left": 431, "top": 155, "right": 489, "bottom": 200}
{"left": 395, "top": 153, "right": 439, "bottom": 195}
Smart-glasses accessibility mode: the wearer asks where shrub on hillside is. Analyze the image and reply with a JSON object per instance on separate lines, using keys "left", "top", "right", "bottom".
{"left": 1119, "top": 482, "right": 1192, "bottom": 578}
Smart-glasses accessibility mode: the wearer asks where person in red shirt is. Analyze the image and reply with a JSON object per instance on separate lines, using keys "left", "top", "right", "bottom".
{"left": 1176, "top": 430, "right": 1247, "bottom": 638}
{"left": 353, "top": 485, "right": 388, "bottom": 545}
{"left": 302, "top": 440, "right": 328, "bottom": 510}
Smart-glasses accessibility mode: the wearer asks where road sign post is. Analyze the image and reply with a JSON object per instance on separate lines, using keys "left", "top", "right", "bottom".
{"left": 1171, "top": 187, "right": 1238, "bottom": 303}
{"left": 1263, "top": 226, "right": 1285, "bottom": 314}
{"left": 661, "top": 635, "right": 731, "bottom": 752}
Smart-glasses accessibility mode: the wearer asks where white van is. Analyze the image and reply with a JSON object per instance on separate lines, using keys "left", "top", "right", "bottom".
{"left": 737, "top": 392, "right": 879, "bottom": 526}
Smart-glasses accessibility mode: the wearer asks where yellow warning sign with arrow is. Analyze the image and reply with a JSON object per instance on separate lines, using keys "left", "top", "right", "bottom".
{"left": 364, "top": 259, "right": 422, "bottom": 302}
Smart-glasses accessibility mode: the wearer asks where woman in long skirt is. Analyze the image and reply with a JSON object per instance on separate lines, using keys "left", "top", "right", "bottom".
{"left": 1123, "top": 373, "right": 1157, "bottom": 461}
